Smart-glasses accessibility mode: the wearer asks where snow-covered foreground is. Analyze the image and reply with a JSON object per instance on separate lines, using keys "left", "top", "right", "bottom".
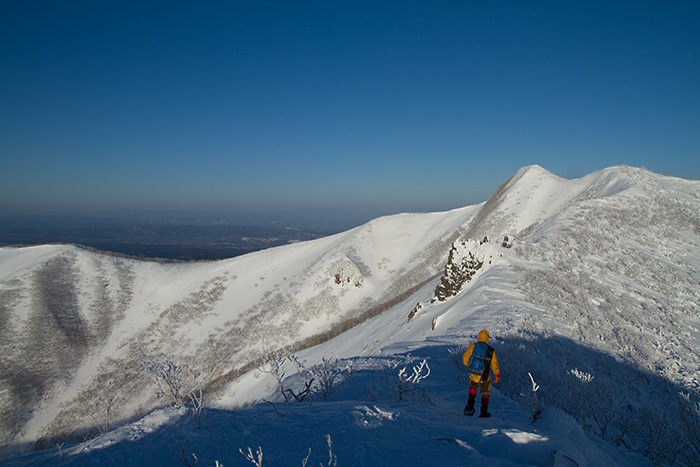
{"left": 2, "top": 343, "right": 652, "bottom": 467}
{"left": 1, "top": 165, "right": 699, "bottom": 465}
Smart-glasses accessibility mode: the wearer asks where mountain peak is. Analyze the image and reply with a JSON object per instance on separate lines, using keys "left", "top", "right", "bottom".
{"left": 1, "top": 165, "right": 698, "bottom": 466}
{"left": 514, "top": 163, "right": 555, "bottom": 177}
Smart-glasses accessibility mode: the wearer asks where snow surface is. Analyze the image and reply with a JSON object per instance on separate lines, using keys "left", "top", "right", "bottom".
{"left": 2, "top": 375, "right": 652, "bottom": 467}
{"left": 1, "top": 165, "right": 698, "bottom": 466}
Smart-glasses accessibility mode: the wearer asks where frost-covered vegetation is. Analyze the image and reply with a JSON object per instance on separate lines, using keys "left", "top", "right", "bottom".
{"left": 0, "top": 251, "right": 136, "bottom": 448}
{"left": 1, "top": 165, "right": 698, "bottom": 465}
{"left": 490, "top": 331, "right": 700, "bottom": 465}
{"left": 1, "top": 344, "right": 655, "bottom": 466}
{"left": 437, "top": 166, "right": 700, "bottom": 464}
{"left": 501, "top": 168, "right": 700, "bottom": 464}
{"left": 256, "top": 348, "right": 353, "bottom": 405}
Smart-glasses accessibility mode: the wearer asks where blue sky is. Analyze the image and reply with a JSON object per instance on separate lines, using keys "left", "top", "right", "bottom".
{"left": 2, "top": 1, "right": 699, "bottom": 223}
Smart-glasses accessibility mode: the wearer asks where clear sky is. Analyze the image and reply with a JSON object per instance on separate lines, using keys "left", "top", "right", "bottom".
{"left": 2, "top": 1, "right": 699, "bottom": 224}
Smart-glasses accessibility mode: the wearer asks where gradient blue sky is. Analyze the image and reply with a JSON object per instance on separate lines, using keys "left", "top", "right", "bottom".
{"left": 2, "top": 1, "right": 699, "bottom": 223}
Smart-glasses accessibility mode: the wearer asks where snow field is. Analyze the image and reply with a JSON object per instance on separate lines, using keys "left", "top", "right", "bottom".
{"left": 3, "top": 341, "right": 652, "bottom": 466}
{"left": 1, "top": 164, "right": 699, "bottom": 465}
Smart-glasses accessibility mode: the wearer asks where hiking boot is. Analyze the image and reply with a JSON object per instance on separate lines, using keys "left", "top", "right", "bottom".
{"left": 464, "top": 396, "right": 476, "bottom": 416}
{"left": 479, "top": 394, "right": 491, "bottom": 418}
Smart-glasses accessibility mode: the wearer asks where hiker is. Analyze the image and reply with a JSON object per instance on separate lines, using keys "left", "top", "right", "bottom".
{"left": 463, "top": 329, "right": 500, "bottom": 417}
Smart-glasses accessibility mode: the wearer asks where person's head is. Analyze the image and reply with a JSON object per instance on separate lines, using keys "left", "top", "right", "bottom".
{"left": 477, "top": 329, "right": 490, "bottom": 343}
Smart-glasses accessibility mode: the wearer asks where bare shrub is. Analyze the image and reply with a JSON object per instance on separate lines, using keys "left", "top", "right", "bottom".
{"left": 311, "top": 357, "right": 353, "bottom": 402}
{"left": 257, "top": 346, "right": 291, "bottom": 402}
{"left": 89, "top": 395, "right": 115, "bottom": 436}
{"left": 382, "top": 355, "right": 431, "bottom": 402}
{"left": 526, "top": 372, "right": 543, "bottom": 422}
{"left": 258, "top": 348, "right": 353, "bottom": 404}
{"left": 138, "top": 348, "right": 199, "bottom": 406}
{"left": 447, "top": 345, "right": 469, "bottom": 385}
{"left": 496, "top": 332, "right": 700, "bottom": 464}
{"left": 284, "top": 353, "right": 316, "bottom": 404}
{"left": 239, "top": 446, "right": 263, "bottom": 467}
{"left": 239, "top": 434, "right": 336, "bottom": 467}
{"left": 169, "top": 438, "right": 200, "bottom": 467}
{"left": 189, "top": 380, "right": 205, "bottom": 429}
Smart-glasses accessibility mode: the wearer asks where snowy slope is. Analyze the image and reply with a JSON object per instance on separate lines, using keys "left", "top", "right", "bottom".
{"left": 1, "top": 165, "right": 699, "bottom": 466}
{"left": 0, "top": 203, "right": 481, "bottom": 452}
{"left": 2, "top": 353, "right": 654, "bottom": 467}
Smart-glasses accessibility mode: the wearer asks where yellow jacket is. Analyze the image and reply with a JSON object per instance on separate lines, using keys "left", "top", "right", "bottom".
{"left": 463, "top": 330, "right": 500, "bottom": 383}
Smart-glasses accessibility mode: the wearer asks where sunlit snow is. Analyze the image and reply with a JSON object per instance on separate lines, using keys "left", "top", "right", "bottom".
{"left": 1, "top": 165, "right": 698, "bottom": 466}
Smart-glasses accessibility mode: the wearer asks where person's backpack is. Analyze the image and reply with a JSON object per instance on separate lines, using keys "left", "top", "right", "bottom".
{"left": 467, "top": 342, "right": 494, "bottom": 383}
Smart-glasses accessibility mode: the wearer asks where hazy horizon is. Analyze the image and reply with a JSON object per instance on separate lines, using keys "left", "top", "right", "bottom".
{"left": 2, "top": 2, "right": 699, "bottom": 217}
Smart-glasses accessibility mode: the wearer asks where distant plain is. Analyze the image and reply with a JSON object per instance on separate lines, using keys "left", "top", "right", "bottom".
{"left": 0, "top": 214, "right": 343, "bottom": 261}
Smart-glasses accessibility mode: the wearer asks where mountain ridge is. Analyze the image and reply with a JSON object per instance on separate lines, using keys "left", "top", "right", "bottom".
{"left": 1, "top": 165, "right": 698, "bottom": 464}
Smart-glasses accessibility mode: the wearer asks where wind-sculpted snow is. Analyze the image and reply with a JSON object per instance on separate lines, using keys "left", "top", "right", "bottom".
{"left": 1, "top": 165, "right": 699, "bottom": 465}
{"left": 500, "top": 167, "right": 700, "bottom": 463}
{"left": 516, "top": 167, "right": 700, "bottom": 388}
{"left": 457, "top": 166, "right": 565, "bottom": 244}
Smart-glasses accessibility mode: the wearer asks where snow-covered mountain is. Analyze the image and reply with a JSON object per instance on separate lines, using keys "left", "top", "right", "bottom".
{"left": 1, "top": 165, "right": 699, "bottom": 466}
